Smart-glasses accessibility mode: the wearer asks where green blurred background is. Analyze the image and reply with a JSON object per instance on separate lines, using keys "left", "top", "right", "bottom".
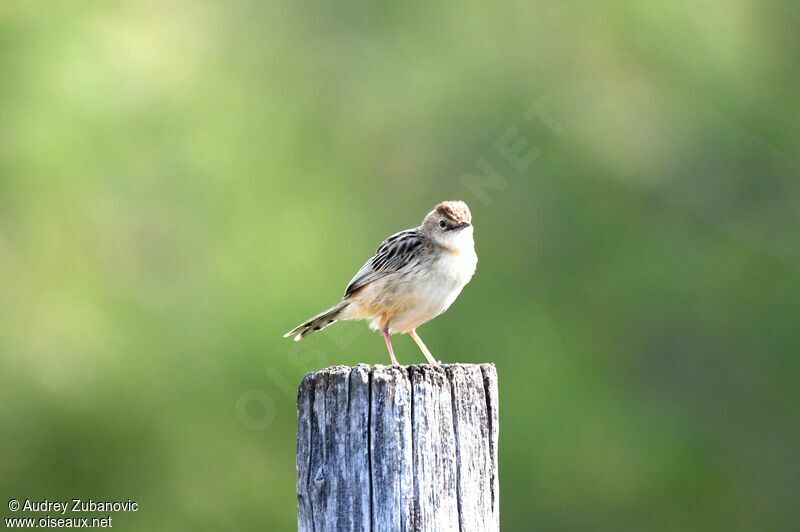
{"left": 2, "top": 1, "right": 799, "bottom": 530}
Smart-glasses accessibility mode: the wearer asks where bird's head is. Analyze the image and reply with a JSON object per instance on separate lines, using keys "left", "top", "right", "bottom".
{"left": 421, "top": 200, "right": 474, "bottom": 249}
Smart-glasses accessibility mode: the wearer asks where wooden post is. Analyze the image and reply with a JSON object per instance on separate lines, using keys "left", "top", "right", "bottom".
{"left": 297, "top": 364, "right": 499, "bottom": 532}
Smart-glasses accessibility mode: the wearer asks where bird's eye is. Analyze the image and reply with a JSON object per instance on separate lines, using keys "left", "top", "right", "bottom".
{"left": 439, "top": 220, "right": 448, "bottom": 229}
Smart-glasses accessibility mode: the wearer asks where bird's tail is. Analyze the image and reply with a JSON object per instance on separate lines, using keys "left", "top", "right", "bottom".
{"left": 283, "top": 301, "right": 349, "bottom": 342}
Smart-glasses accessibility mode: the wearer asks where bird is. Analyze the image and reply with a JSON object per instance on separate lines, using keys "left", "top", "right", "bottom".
{"left": 283, "top": 200, "right": 478, "bottom": 366}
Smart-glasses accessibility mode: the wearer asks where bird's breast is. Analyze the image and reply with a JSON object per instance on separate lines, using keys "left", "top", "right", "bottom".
{"left": 420, "top": 245, "right": 476, "bottom": 308}
{"left": 435, "top": 244, "right": 477, "bottom": 285}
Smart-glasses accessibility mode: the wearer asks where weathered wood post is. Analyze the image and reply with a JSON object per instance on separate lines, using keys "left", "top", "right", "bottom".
{"left": 297, "top": 364, "right": 499, "bottom": 532}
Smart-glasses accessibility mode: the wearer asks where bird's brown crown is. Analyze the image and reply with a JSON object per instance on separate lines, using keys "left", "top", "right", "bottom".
{"left": 434, "top": 201, "right": 472, "bottom": 225}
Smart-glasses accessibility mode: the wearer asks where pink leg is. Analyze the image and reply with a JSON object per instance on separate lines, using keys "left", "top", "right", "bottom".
{"left": 409, "top": 329, "right": 440, "bottom": 366}
{"left": 382, "top": 326, "right": 400, "bottom": 366}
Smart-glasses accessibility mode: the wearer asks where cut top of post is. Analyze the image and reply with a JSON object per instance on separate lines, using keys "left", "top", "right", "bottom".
{"left": 296, "top": 364, "right": 499, "bottom": 532}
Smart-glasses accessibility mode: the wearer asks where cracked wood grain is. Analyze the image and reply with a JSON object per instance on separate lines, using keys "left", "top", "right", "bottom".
{"left": 297, "top": 364, "right": 499, "bottom": 532}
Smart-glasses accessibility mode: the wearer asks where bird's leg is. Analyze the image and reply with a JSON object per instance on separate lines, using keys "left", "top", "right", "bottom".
{"left": 382, "top": 326, "right": 400, "bottom": 366}
{"left": 409, "top": 329, "right": 440, "bottom": 367}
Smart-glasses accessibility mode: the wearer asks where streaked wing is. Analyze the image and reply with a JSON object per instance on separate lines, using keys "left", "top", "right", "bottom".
{"left": 344, "top": 229, "right": 425, "bottom": 297}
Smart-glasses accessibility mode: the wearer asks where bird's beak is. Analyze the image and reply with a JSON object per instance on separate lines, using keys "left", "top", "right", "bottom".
{"left": 452, "top": 222, "right": 471, "bottom": 231}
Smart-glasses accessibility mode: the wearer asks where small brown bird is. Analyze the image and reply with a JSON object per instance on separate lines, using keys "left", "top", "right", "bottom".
{"left": 283, "top": 201, "right": 477, "bottom": 366}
